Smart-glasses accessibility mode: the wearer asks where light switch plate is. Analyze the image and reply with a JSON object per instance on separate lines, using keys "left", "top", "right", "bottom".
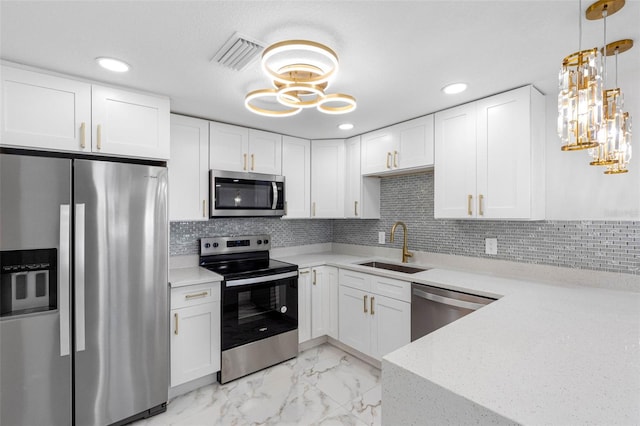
{"left": 378, "top": 231, "right": 385, "bottom": 244}
{"left": 485, "top": 238, "right": 498, "bottom": 255}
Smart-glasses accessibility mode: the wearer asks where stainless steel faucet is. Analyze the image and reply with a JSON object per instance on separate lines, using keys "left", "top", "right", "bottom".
{"left": 390, "top": 221, "right": 413, "bottom": 263}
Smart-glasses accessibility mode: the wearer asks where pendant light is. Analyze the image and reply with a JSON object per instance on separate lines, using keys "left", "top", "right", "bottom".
{"left": 584, "top": 0, "right": 633, "bottom": 174}
{"left": 557, "top": 0, "right": 604, "bottom": 151}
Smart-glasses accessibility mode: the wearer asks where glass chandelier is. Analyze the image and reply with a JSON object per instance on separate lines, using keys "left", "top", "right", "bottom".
{"left": 557, "top": 0, "right": 603, "bottom": 151}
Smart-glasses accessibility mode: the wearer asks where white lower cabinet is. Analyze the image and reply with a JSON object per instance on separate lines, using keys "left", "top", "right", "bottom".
{"left": 338, "top": 269, "right": 410, "bottom": 360}
{"left": 170, "top": 282, "right": 221, "bottom": 387}
{"left": 298, "top": 266, "right": 338, "bottom": 344}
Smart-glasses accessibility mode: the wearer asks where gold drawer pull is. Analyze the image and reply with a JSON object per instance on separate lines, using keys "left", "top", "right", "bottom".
{"left": 386, "top": 152, "right": 391, "bottom": 169}
{"left": 479, "top": 194, "right": 484, "bottom": 216}
{"left": 393, "top": 151, "right": 398, "bottom": 168}
{"left": 251, "top": 154, "right": 255, "bottom": 171}
{"left": 174, "top": 313, "right": 179, "bottom": 335}
{"left": 467, "top": 194, "right": 473, "bottom": 216}
{"left": 364, "top": 295, "right": 368, "bottom": 313}
{"left": 243, "top": 153, "right": 247, "bottom": 171}
{"left": 354, "top": 201, "right": 358, "bottom": 216}
{"left": 370, "top": 296, "right": 375, "bottom": 315}
{"left": 185, "top": 291, "right": 208, "bottom": 300}
{"left": 312, "top": 270, "right": 317, "bottom": 285}
{"left": 202, "top": 200, "right": 206, "bottom": 217}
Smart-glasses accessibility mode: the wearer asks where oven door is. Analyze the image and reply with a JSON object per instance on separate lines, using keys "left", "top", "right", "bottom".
{"left": 221, "top": 271, "right": 298, "bottom": 351}
{"left": 210, "top": 170, "right": 284, "bottom": 217}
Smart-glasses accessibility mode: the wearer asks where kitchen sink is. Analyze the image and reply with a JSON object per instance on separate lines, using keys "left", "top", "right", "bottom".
{"left": 358, "top": 261, "right": 428, "bottom": 274}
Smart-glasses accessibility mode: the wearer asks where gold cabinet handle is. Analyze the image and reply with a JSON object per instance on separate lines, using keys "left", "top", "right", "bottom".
{"left": 202, "top": 200, "right": 206, "bottom": 218}
{"left": 312, "top": 269, "right": 317, "bottom": 285}
{"left": 354, "top": 201, "right": 359, "bottom": 217}
{"left": 243, "top": 153, "right": 247, "bottom": 171}
{"left": 479, "top": 194, "right": 484, "bottom": 216}
{"left": 96, "top": 124, "right": 102, "bottom": 150}
{"left": 363, "top": 295, "right": 368, "bottom": 313}
{"left": 467, "top": 194, "right": 473, "bottom": 216}
{"left": 251, "top": 154, "right": 255, "bottom": 171}
{"left": 185, "top": 291, "right": 208, "bottom": 300}
{"left": 370, "top": 296, "right": 375, "bottom": 315}
{"left": 393, "top": 150, "right": 398, "bottom": 168}
{"left": 299, "top": 269, "right": 310, "bottom": 275}
{"left": 80, "top": 122, "right": 86, "bottom": 149}
{"left": 174, "top": 313, "right": 179, "bottom": 335}
{"left": 312, "top": 202, "right": 316, "bottom": 217}
{"left": 386, "top": 152, "right": 392, "bottom": 169}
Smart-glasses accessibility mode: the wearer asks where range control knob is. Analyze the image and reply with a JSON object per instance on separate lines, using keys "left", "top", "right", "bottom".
{"left": 263, "top": 239, "right": 269, "bottom": 244}
{"left": 204, "top": 243, "right": 211, "bottom": 249}
{"left": 213, "top": 242, "right": 219, "bottom": 248}
{"left": 257, "top": 240, "right": 262, "bottom": 245}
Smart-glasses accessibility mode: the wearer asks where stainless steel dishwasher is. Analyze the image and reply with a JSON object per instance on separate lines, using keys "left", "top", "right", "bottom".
{"left": 411, "top": 282, "right": 496, "bottom": 341}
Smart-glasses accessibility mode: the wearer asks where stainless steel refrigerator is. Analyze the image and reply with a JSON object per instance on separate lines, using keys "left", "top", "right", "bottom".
{"left": 0, "top": 153, "right": 169, "bottom": 425}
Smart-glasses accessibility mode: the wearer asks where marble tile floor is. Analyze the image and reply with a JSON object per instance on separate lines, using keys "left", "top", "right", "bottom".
{"left": 134, "top": 344, "right": 381, "bottom": 426}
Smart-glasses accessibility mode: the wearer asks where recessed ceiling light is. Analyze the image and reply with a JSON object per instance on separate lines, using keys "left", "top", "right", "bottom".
{"left": 96, "top": 57, "right": 130, "bottom": 73}
{"left": 338, "top": 123, "right": 354, "bottom": 130}
{"left": 442, "top": 83, "right": 467, "bottom": 94}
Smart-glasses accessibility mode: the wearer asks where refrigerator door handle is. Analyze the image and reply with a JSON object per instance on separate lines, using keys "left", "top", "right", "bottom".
{"left": 75, "top": 203, "right": 86, "bottom": 352}
{"left": 59, "top": 205, "right": 71, "bottom": 357}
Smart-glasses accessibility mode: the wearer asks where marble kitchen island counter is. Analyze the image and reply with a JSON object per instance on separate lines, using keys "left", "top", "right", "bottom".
{"left": 382, "top": 270, "right": 640, "bottom": 425}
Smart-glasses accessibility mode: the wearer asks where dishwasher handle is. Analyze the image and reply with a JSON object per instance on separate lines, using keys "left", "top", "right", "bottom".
{"left": 412, "top": 287, "right": 490, "bottom": 311}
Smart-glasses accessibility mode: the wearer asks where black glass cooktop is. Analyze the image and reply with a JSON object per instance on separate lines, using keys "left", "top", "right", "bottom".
{"left": 199, "top": 251, "right": 297, "bottom": 281}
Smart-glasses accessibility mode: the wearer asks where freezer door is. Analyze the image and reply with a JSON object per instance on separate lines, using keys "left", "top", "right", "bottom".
{"left": 0, "top": 154, "right": 73, "bottom": 426}
{"left": 74, "top": 160, "right": 168, "bottom": 425}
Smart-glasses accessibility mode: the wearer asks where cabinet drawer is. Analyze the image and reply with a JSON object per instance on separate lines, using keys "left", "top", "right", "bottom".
{"left": 339, "top": 269, "right": 371, "bottom": 292}
{"left": 371, "top": 276, "right": 411, "bottom": 303}
{"left": 171, "top": 282, "right": 221, "bottom": 309}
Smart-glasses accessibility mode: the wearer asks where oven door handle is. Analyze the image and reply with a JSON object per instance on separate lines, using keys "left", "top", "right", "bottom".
{"left": 272, "top": 182, "right": 278, "bottom": 210}
{"left": 226, "top": 270, "right": 298, "bottom": 287}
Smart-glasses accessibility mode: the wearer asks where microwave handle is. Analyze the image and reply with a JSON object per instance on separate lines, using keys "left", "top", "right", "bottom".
{"left": 272, "top": 182, "right": 278, "bottom": 210}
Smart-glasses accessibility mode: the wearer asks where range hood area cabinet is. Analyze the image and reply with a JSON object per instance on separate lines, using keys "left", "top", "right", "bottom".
{"left": 169, "top": 114, "right": 209, "bottom": 221}
{"left": 434, "top": 85, "right": 545, "bottom": 220}
{"left": 360, "top": 114, "right": 434, "bottom": 176}
{"left": 0, "top": 65, "right": 170, "bottom": 160}
{"left": 209, "top": 121, "right": 282, "bottom": 175}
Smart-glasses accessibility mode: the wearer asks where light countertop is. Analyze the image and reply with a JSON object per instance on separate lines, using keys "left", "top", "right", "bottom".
{"left": 168, "top": 266, "right": 223, "bottom": 288}
{"left": 275, "top": 252, "right": 640, "bottom": 425}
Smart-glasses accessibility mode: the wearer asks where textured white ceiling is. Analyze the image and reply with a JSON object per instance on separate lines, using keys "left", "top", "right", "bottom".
{"left": 1, "top": 0, "right": 638, "bottom": 140}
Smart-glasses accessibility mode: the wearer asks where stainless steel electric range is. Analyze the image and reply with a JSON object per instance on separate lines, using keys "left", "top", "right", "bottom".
{"left": 199, "top": 235, "right": 298, "bottom": 384}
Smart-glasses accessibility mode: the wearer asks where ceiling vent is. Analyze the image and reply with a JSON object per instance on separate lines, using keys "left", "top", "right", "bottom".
{"left": 212, "top": 32, "right": 265, "bottom": 71}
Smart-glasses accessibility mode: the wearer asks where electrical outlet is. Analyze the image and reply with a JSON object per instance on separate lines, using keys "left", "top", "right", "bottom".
{"left": 485, "top": 238, "right": 498, "bottom": 255}
{"left": 378, "top": 231, "right": 385, "bottom": 244}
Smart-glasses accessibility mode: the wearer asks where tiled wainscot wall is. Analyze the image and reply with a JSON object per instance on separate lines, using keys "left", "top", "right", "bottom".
{"left": 170, "top": 172, "right": 639, "bottom": 275}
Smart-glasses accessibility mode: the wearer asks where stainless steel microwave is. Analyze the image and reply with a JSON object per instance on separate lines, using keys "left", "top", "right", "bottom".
{"left": 209, "top": 170, "right": 285, "bottom": 217}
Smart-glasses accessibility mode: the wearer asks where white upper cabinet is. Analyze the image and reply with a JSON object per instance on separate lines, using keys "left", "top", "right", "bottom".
{"left": 345, "top": 136, "right": 380, "bottom": 219}
{"left": 0, "top": 66, "right": 170, "bottom": 160}
{"left": 311, "top": 139, "right": 345, "bottom": 218}
{"left": 92, "top": 85, "right": 170, "bottom": 160}
{"left": 282, "top": 136, "right": 311, "bottom": 218}
{"left": 209, "top": 122, "right": 249, "bottom": 172}
{"left": 209, "top": 123, "right": 282, "bottom": 175}
{"left": 169, "top": 114, "right": 209, "bottom": 221}
{"left": 249, "top": 129, "right": 282, "bottom": 175}
{"left": 435, "top": 85, "right": 545, "bottom": 220}
{"left": 361, "top": 115, "right": 434, "bottom": 175}
{"left": 1, "top": 66, "right": 91, "bottom": 152}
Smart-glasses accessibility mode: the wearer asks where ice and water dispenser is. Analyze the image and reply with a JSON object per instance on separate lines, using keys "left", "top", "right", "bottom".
{"left": 0, "top": 249, "right": 57, "bottom": 317}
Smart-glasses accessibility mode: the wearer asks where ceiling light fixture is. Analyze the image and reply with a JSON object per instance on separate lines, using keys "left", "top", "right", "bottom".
{"left": 245, "top": 40, "right": 356, "bottom": 117}
{"left": 338, "top": 123, "right": 354, "bottom": 130}
{"left": 96, "top": 57, "right": 130, "bottom": 73}
{"left": 557, "top": 0, "right": 604, "bottom": 152}
{"left": 442, "top": 83, "right": 467, "bottom": 94}
{"left": 585, "top": 0, "right": 633, "bottom": 174}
